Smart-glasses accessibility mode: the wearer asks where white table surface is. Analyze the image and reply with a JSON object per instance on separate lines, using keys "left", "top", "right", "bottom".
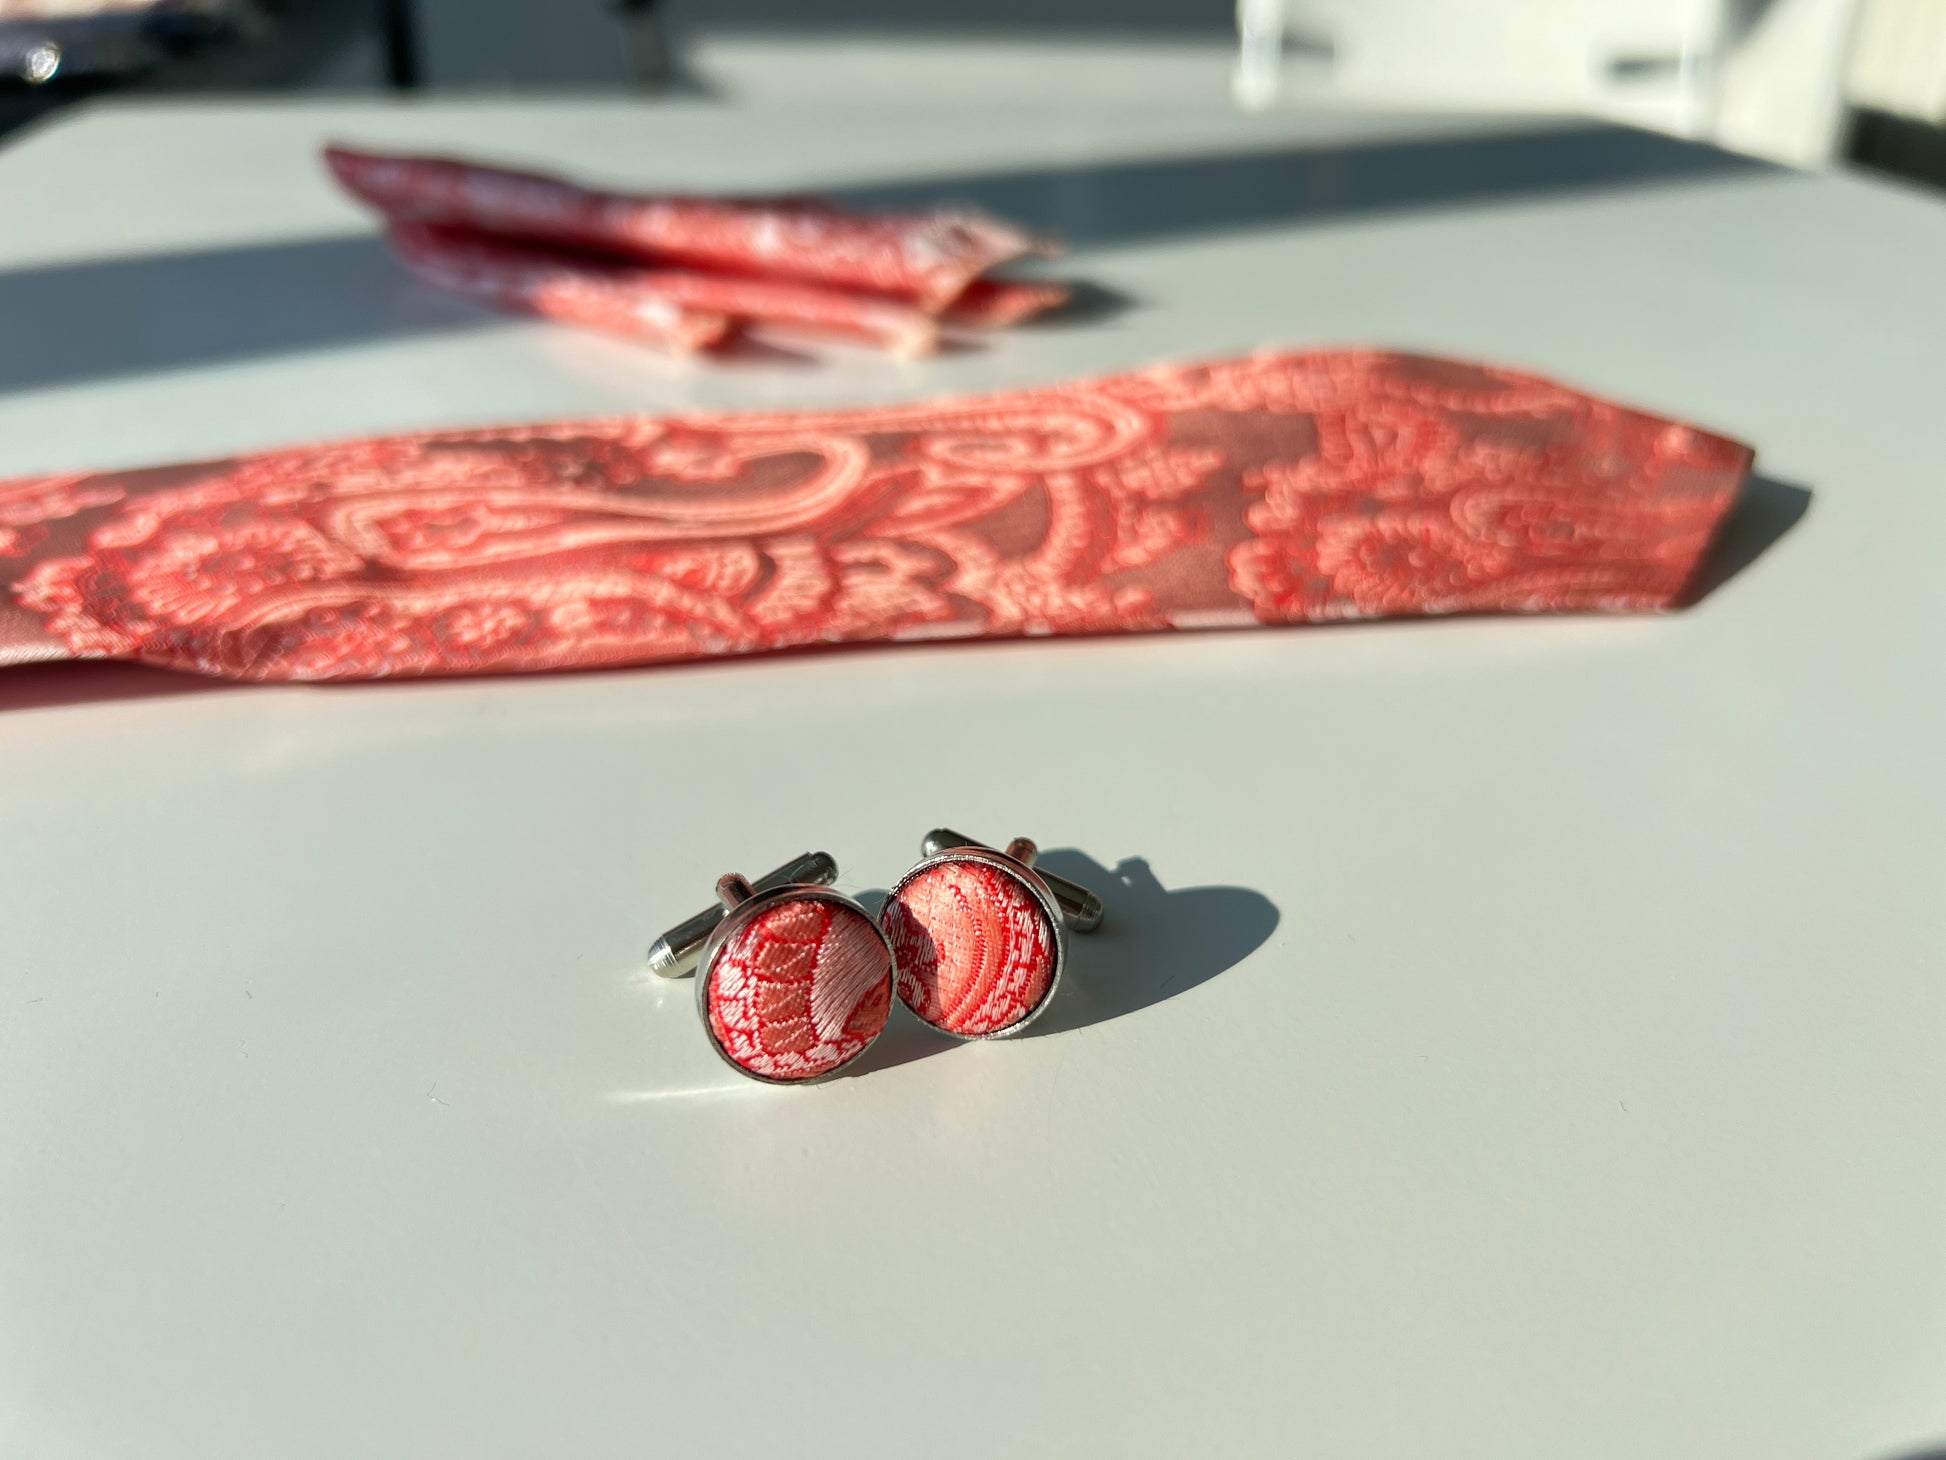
{"left": 1, "top": 96, "right": 1943, "bottom": 1460}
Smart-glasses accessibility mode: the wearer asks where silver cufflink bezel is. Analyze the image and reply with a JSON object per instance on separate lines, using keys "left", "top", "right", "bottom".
{"left": 649, "top": 853, "right": 894, "bottom": 1086}
{"left": 882, "top": 829, "right": 1105, "bottom": 1041}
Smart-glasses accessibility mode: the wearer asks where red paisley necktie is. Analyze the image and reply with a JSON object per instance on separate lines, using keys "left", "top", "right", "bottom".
{"left": 0, "top": 349, "right": 1753, "bottom": 683}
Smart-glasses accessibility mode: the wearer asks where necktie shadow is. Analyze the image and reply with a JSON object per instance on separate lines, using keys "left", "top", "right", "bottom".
{"left": 0, "top": 658, "right": 239, "bottom": 714}
{"left": 1679, "top": 473, "right": 1812, "bottom": 605}
{"left": 851, "top": 849, "right": 1278, "bottom": 1073}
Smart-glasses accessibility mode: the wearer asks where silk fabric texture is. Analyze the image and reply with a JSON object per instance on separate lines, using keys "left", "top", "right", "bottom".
{"left": 325, "top": 146, "right": 1072, "bottom": 356}
{"left": 0, "top": 350, "right": 1753, "bottom": 682}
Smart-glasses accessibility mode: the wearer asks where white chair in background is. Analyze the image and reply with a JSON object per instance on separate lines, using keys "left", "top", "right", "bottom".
{"left": 1848, "top": 0, "right": 1946, "bottom": 122}
{"left": 1236, "top": 0, "right": 1862, "bottom": 168}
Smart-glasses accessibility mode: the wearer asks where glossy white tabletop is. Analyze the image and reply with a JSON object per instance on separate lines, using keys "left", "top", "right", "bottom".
{"left": 0, "top": 96, "right": 1942, "bottom": 1460}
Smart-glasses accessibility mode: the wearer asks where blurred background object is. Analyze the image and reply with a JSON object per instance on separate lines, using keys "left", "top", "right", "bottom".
{"left": 1847, "top": 0, "right": 1946, "bottom": 182}
{"left": 1850, "top": 0, "right": 1946, "bottom": 118}
{"left": 1233, "top": 0, "right": 1860, "bottom": 168}
{"left": 0, "top": 1, "right": 264, "bottom": 85}
{"left": 3, "top": 0, "right": 1946, "bottom": 188}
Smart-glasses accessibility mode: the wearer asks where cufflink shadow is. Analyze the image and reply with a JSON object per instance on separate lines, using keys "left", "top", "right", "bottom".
{"left": 1024, "top": 850, "right": 1279, "bottom": 1038}
{"left": 846, "top": 850, "right": 1279, "bottom": 1075}
{"left": 851, "top": 1003, "right": 962, "bottom": 1074}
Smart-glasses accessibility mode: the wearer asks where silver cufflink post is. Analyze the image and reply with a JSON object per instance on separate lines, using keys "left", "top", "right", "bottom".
{"left": 646, "top": 850, "right": 838, "bottom": 979}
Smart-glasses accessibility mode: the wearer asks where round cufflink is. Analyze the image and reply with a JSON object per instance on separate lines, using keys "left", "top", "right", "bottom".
{"left": 647, "top": 852, "right": 894, "bottom": 1085}
{"left": 880, "top": 829, "right": 1104, "bottom": 1040}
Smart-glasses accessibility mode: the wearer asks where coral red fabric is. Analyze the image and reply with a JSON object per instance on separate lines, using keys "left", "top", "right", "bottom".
{"left": 387, "top": 222, "right": 733, "bottom": 353}
{"left": 884, "top": 859, "right": 1059, "bottom": 1038}
{"left": 326, "top": 144, "right": 1055, "bottom": 312}
{"left": 705, "top": 896, "right": 893, "bottom": 1083}
{"left": 944, "top": 279, "right": 1075, "bottom": 330}
{"left": 0, "top": 350, "right": 1753, "bottom": 683}
{"left": 389, "top": 222, "right": 939, "bottom": 356}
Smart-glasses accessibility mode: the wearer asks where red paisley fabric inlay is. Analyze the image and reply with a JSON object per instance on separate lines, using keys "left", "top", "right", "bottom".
{"left": 706, "top": 897, "right": 892, "bottom": 1083}
{"left": 884, "top": 859, "right": 1058, "bottom": 1037}
{"left": 0, "top": 350, "right": 1754, "bottom": 681}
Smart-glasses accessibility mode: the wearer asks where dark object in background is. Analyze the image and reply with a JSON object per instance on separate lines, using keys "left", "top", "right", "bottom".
{"left": 669, "top": 0, "right": 1230, "bottom": 37}
{"left": 605, "top": 0, "right": 666, "bottom": 88}
{"left": 375, "top": 0, "right": 415, "bottom": 87}
{"left": 1849, "top": 107, "right": 1946, "bottom": 192}
{"left": 0, "top": 1, "right": 257, "bottom": 89}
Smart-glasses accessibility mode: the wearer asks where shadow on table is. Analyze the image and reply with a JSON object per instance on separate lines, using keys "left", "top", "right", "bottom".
{"left": 0, "top": 122, "right": 1758, "bottom": 396}
{"left": 830, "top": 123, "right": 1765, "bottom": 250}
{"left": 0, "top": 658, "right": 239, "bottom": 713}
{"left": 0, "top": 233, "right": 487, "bottom": 397}
{"left": 1681, "top": 472, "right": 1812, "bottom": 605}
{"left": 851, "top": 849, "right": 1279, "bottom": 1074}
{"left": 1033, "top": 848, "right": 1280, "bottom": 1037}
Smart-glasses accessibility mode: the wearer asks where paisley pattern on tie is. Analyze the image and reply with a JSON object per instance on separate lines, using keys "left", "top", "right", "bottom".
{"left": 883, "top": 859, "right": 1058, "bottom": 1038}
{"left": 705, "top": 897, "right": 892, "bottom": 1082}
{"left": 0, "top": 351, "right": 1754, "bottom": 680}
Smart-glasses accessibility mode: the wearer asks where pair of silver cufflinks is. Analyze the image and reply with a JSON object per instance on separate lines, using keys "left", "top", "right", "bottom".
{"left": 647, "top": 829, "right": 1104, "bottom": 1085}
